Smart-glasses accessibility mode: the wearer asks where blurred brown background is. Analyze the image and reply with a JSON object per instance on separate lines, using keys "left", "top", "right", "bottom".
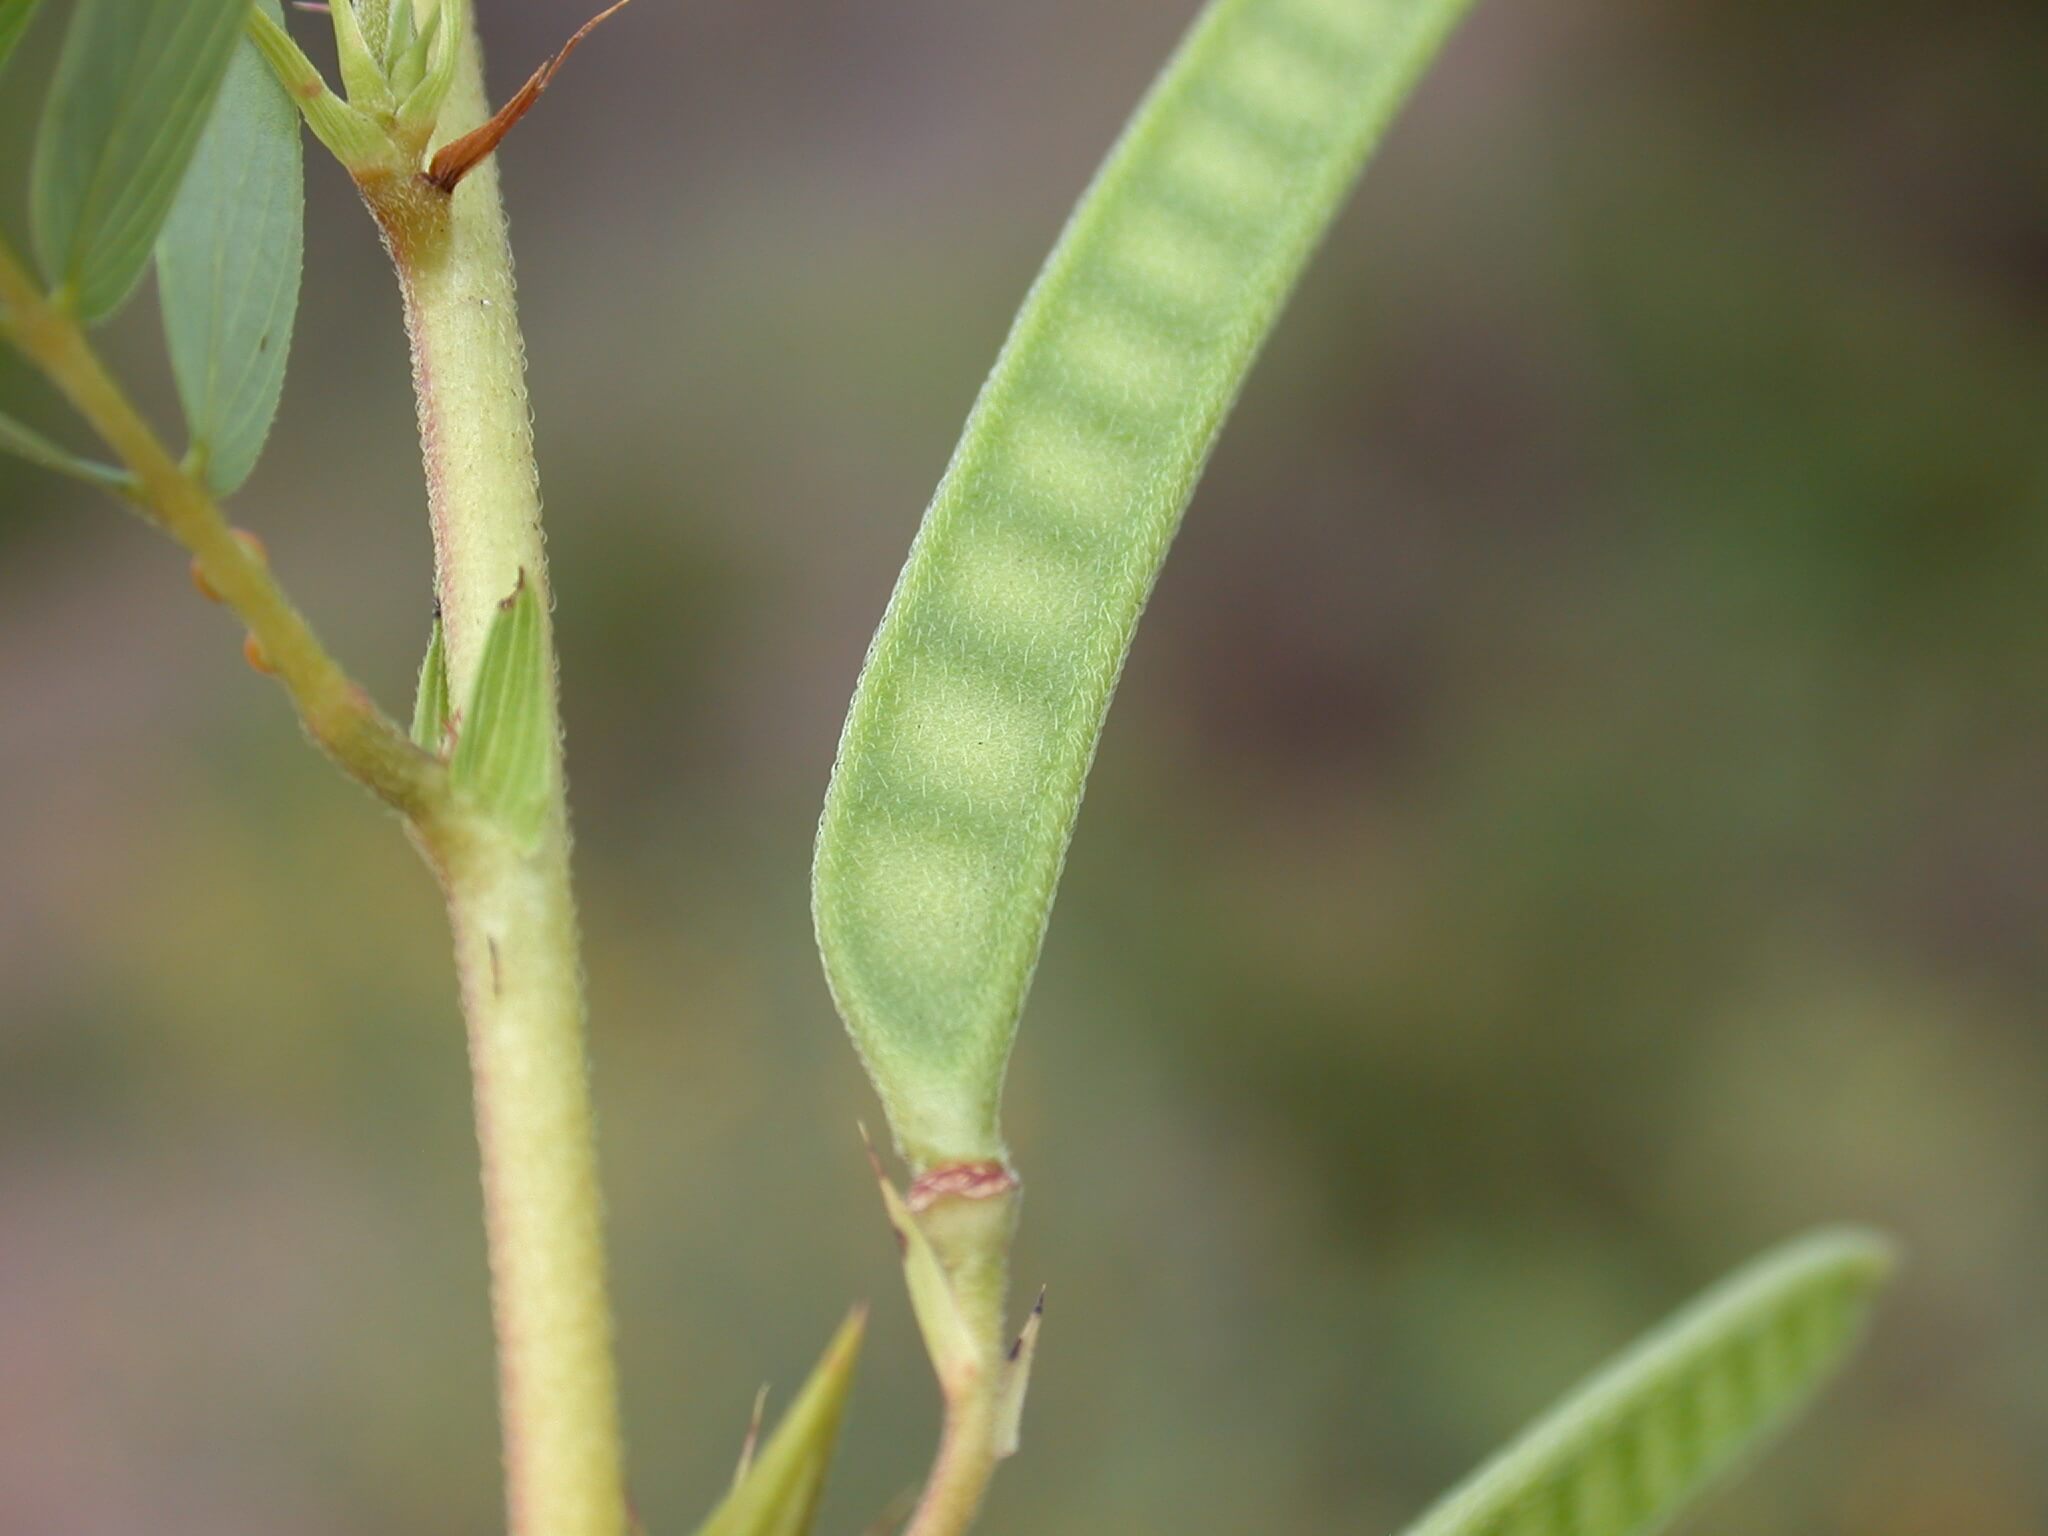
{"left": 4, "top": 0, "right": 2046, "bottom": 1531}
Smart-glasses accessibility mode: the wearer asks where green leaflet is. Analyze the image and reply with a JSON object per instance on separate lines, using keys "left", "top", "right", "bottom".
{"left": 1398, "top": 1229, "right": 1894, "bottom": 1536}
{"left": 0, "top": 0, "right": 42, "bottom": 76}
{"left": 813, "top": 0, "right": 1478, "bottom": 1170}
{"left": 158, "top": 0, "right": 304, "bottom": 496}
{"left": 450, "top": 575, "right": 551, "bottom": 841}
{"left": 691, "top": 1309, "right": 867, "bottom": 1536}
{"left": 31, "top": 0, "right": 248, "bottom": 323}
{"left": 0, "top": 407, "right": 127, "bottom": 489}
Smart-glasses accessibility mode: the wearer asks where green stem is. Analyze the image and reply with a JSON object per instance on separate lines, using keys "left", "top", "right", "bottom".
{"left": 435, "top": 821, "right": 623, "bottom": 1536}
{"left": 903, "top": 1392, "right": 1001, "bottom": 1536}
{"left": 902, "top": 1185, "right": 1020, "bottom": 1536}
{"left": 5, "top": 7, "right": 624, "bottom": 1525}
{"left": 362, "top": 13, "right": 628, "bottom": 1536}
{"left": 0, "top": 236, "right": 440, "bottom": 817}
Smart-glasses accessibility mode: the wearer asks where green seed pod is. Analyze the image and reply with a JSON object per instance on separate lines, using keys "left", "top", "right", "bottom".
{"left": 814, "top": 0, "right": 1478, "bottom": 1171}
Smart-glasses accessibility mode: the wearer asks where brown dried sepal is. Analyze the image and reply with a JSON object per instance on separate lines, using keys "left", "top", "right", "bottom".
{"left": 424, "top": 0, "right": 634, "bottom": 193}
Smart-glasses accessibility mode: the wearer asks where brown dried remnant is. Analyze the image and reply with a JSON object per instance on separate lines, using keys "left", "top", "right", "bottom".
{"left": 425, "top": 0, "right": 634, "bottom": 193}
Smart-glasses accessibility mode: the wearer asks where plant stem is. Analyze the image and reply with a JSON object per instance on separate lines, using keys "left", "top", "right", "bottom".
{"left": 903, "top": 1391, "right": 1002, "bottom": 1536}
{"left": 6, "top": 8, "right": 626, "bottom": 1525}
{"left": 358, "top": 12, "right": 628, "bottom": 1536}
{"left": 902, "top": 1184, "right": 1021, "bottom": 1536}
{"left": 0, "top": 237, "right": 440, "bottom": 817}
{"left": 434, "top": 818, "right": 623, "bottom": 1536}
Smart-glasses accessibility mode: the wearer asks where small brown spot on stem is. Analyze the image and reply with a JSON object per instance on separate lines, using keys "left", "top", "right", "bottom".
{"left": 424, "top": 0, "right": 635, "bottom": 193}
{"left": 488, "top": 938, "right": 503, "bottom": 997}
{"left": 243, "top": 634, "right": 276, "bottom": 675}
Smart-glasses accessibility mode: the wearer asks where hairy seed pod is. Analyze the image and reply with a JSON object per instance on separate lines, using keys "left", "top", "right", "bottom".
{"left": 815, "top": 0, "right": 1479, "bottom": 1171}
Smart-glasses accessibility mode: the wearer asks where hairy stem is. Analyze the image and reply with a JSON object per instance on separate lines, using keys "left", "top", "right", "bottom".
{"left": 434, "top": 819, "right": 622, "bottom": 1536}
{"left": 0, "top": 236, "right": 440, "bottom": 816}
{"left": 361, "top": 11, "right": 628, "bottom": 1536}
{"left": 903, "top": 1185, "right": 1020, "bottom": 1536}
{"left": 903, "top": 1391, "right": 1001, "bottom": 1536}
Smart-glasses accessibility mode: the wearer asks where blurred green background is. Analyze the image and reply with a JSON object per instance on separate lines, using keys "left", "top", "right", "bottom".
{"left": 3, "top": 0, "right": 2046, "bottom": 1531}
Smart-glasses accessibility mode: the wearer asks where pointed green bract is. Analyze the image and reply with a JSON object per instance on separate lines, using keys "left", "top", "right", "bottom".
{"left": 244, "top": 8, "right": 387, "bottom": 171}
{"left": 0, "top": 0, "right": 42, "bottom": 76}
{"left": 0, "top": 408, "right": 128, "bottom": 489}
{"left": 692, "top": 1309, "right": 868, "bottom": 1536}
{"left": 813, "top": 0, "right": 1479, "bottom": 1170}
{"left": 396, "top": 0, "right": 459, "bottom": 129}
{"left": 870, "top": 1159, "right": 979, "bottom": 1396}
{"left": 1398, "top": 1229, "right": 1894, "bottom": 1536}
{"left": 327, "top": 0, "right": 391, "bottom": 109}
{"left": 411, "top": 618, "right": 451, "bottom": 753}
{"left": 386, "top": 3, "right": 441, "bottom": 101}
{"left": 991, "top": 1288, "right": 1044, "bottom": 1459}
{"left": 158, "top": 0, "right": 304, "bottom": 497}
{"left": 379, "top": 0, "right": 415, "bottom": 70}
{"left": 450, "top": 576, "right": 551, "bottom": 840}
{"left": 30, "top": 0, "right": 249, "bottom": 322}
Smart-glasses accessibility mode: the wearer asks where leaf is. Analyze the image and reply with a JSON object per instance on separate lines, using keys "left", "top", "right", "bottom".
{"left": 411, "top": 617, "right": 451, "bottom": 753}
{"left": 0, "top": 0, "right": 43, "bottom": 77}
{"left": 813, "top": 0, "right": 1480, "bottom": 1170}
{"left": 157, "top": 0, "right": 305, "bottom": 496}
{"left": 30, "top": 0, "right": 251, "bottom": 323}
{"left": 1397, "top": 1228, "right": 1894, "bottom": 1536}
{"left": 450, "top": 574, "right": 551, "bottom": 840}
{"left": 691, "top": 1309, "right": 868, "bottom": 1536}
{"left": 0, "top": 407, "right": 128, "bottom": 488}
